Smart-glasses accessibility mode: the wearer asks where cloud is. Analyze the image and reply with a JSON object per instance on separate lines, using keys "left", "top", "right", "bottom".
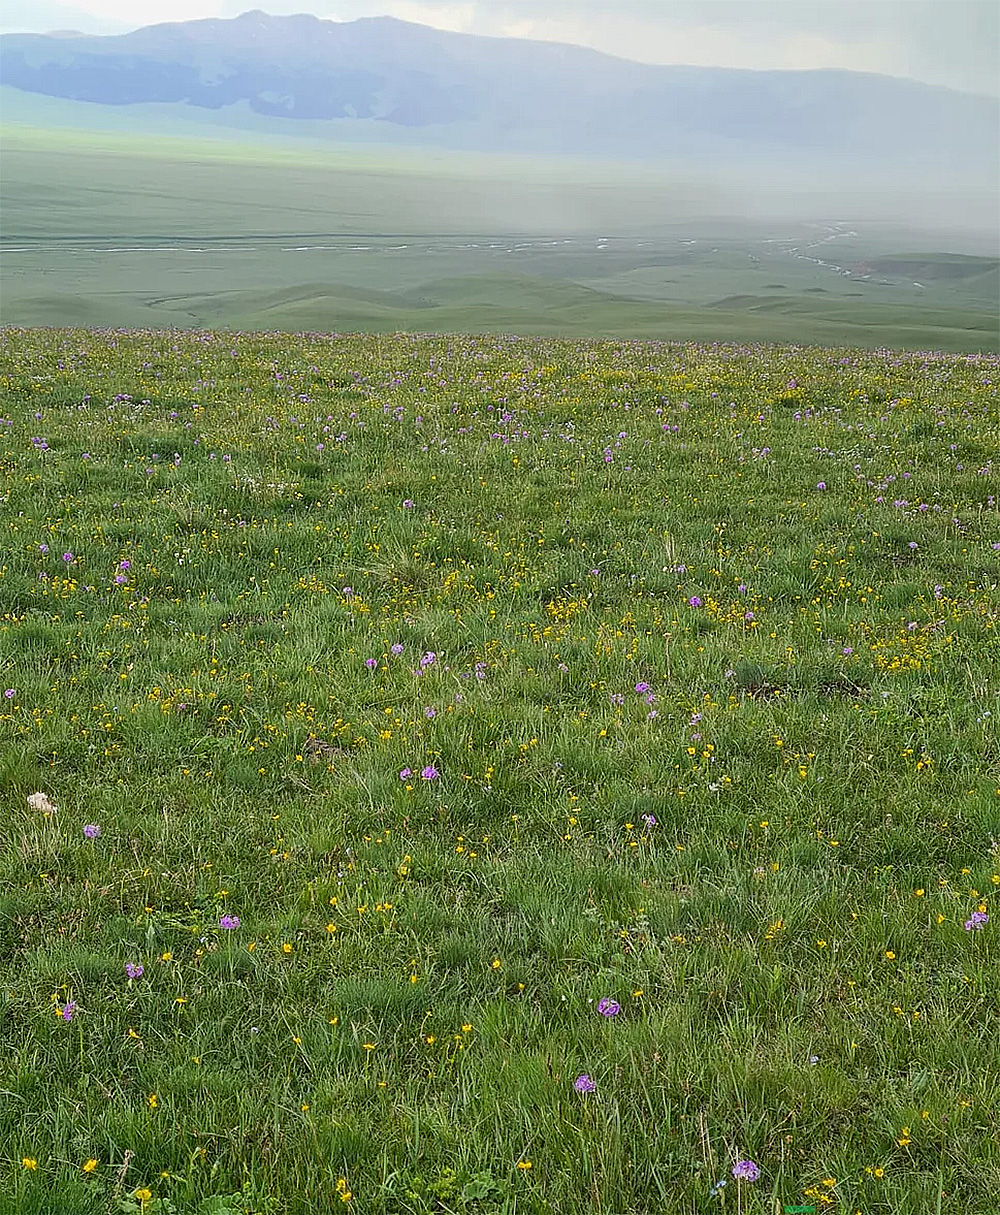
{"left": 0, "top": 0, "right": 130, "bottom": 34}
{"left": 385, "top": 1, "right": 476, "bottom": 31}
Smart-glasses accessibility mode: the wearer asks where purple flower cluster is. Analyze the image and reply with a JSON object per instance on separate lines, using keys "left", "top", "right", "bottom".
{"left": 596, "top": 997, "right": 620, "bottom": 1017}
{"left": 125, "top": 962, "right": 144, "bottom": 979}
{"left": 82, "top": 823, "right": 101, "bottom": 839}
{"left": 574, "top": 1074, "right": 596, "bottom": 1093}
{"left": 400, "top": 764, "right": 440, "bottom": 781}
{"left": 732, "top": 1159, "right": 760, "bottom": 1182}
{"left": 964, "top": 911, "right": 988, "bottom": 931}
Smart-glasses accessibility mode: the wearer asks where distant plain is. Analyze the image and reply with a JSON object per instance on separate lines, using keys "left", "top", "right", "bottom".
{"left": 1, "top": 123, "right": 996, "bottom": 352}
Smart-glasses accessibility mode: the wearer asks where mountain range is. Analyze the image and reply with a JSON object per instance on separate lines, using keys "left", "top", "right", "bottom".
{"left": 2, "top": 9, "right": 997, "bottom": 167}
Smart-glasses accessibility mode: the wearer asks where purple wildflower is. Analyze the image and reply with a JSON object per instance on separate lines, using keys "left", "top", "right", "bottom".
{"left": 365, "top": 658, "right": 377, "bottom": 670}
{"left": 419, "top": 652, "right": 437, "bottom": 667}
{"left": 732, "top": 1160, "right": 760, "bottom": 1182}
{"left": 399, "top": 768, "right": 413, "bottom": 780}
{"left": 688, "top": 596, "right": 702, "bottom": 608}
{"left": 597, "top": 997, "right": 620, "bottom": 1017}
{"left": 60, "top": 1001, "right": 77, "bottom": 1022}
{"left": 390, "top": 643, "right": 404, "bottom": 655}
{"left": 424, "top": 706, "right": 436, "bottom": 719}
{"left": 3, "top": 689, "right": 15, "bottom": 699}
{"left": 62, "top": 552, "right": 75, "bottom": 563}
{"left": 219, "top": 914, "right": 240, "bottom": 929}
{"left": 816, "top": 482, "right": 826, "bottom": 490}
{"left": 574, "top": 1074, "right": 597, "bottom": 1093}
{"left": 125, "top": 963, "right": 144, "bottom": 979}
{"left": 421, "top": 765, "right": 439, "bottom": 781}
{"left": 634, "top": 681, "right": 650, "bottom": 693}
{"left": 402, "top": 499, "right": 414, "bottom": 508}
{"left": 82, "top": 823, "right": 101, "bottom": 839}
{"left": 965, "top": 911, "right": 988, "bottom": 931}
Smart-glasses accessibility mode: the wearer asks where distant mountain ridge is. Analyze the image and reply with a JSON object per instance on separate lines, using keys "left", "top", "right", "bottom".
{"left": 1, "top": 9, "right": 997, "bottom": 164}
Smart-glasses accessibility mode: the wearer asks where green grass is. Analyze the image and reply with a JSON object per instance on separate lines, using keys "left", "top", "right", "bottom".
{"left": 1, "top": 124, "right": 997, "bottom": 352}
{"left": 0, "top": 326, "right": 998, "bottom": 1214}
{"left": 0, "top": 122, "right": 705, "bottom": 239}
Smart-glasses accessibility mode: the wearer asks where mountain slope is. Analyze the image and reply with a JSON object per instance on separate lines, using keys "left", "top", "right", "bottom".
{"left": 2, "top": 9, "right": 996, "bottom": 163}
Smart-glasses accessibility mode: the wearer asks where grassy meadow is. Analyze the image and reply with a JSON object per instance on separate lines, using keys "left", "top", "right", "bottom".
{"left": 0, "top": 326, "right": 998, "bottom": 1213}
{"left": 1, "top": 124, "right": 997, "bottom": 352}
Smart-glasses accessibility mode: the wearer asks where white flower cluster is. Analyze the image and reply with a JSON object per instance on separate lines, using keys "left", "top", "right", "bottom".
{"left": 27, "top": 791, "right": 58, "bottom": 815}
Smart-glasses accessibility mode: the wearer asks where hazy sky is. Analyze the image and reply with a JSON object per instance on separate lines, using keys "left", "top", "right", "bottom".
{"left": 2, "top": 0, "right": 997, "bottom": 97}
